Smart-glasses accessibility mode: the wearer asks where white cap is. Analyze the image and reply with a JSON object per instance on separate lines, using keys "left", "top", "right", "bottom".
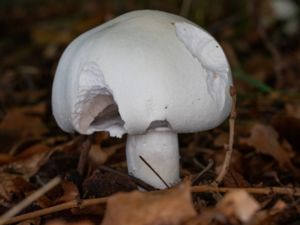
{"left": 52, "top": 10, "right": 232, "bottom": 138}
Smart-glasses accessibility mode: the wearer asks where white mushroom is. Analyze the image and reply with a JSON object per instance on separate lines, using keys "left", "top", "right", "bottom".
{"left": 52, "top": 10, "right": 233, "bottom": 189}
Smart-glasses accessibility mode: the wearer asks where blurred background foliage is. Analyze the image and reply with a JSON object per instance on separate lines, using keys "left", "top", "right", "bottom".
{"left": 0, "top": 0, "right": 299, "bottom": 115}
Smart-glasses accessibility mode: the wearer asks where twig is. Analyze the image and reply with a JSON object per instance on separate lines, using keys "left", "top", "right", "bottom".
{"left": 212, "top": 86, "right": 237, "bottom": 186}
{"left": 191, "top": 185, "right": 300, "bottom": 196}
{"left": 192, "top": 159, "right": 214, "bottom": 185}
{"left": 139, "top": 155, "right": 170, "bottom": 189}
{"left": 271, "top": 173, "right": 300, "bottom": 211}
{"left": 4, "top": 184, "right": 300, "bottom": 224}
{"left": 0, "top": 176, "right": 61, "bottom": 225}
{"left": 4, "top": 196, "right": 108, "bottom": 225}
{"left": 180, "top": 0, "right": 193, "bottom": 17}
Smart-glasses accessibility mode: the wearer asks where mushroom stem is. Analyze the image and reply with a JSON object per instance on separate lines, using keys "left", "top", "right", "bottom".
{"left": 126, "top": 128, "right": 180, "bottom": 189}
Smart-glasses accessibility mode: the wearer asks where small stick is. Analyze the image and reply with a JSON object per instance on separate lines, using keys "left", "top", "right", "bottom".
{"left": 139, "top": 155, "right": 170, "bottom": 189}
{"left": 192, "top": 159, "right": 214, "bottom": 185}
{"left": 4, "top": 185, "right": 300, "bottom": 224}
{"left": 4, "top": 197, "right": 108, "bottom": 225}
{"left": 191, "top": 185, "right": 300, "bottom": 196}
{"left": 212, "top": 86, "right": 237, "bottom": 186}
{"left": 0, "top": 176, "right": 61, "bottom": 225}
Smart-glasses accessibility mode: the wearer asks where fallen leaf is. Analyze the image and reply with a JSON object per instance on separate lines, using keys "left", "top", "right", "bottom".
{"left": 36, "top": 149, "right": 80, "bottom": 181}
{"left": 223, "top": 168, "right": 250, "bottom": 187}
{"left": 247, "top": 200, "right": 287, "bottom": 225}
{"left": 45, "top": 219, "right": 94, "bottom": 225}
{"left": 55, "top": 181, "right": 80, "bottom": 203}
{"left": 82, "top": 168, "right": 136, "bottom": 198}
{"left": 16, "top": 218, "right": 41, "bottom": 225}
{"left": 101, "top": 182, "right": 197, "bottom": 225}
{"left": 94, "top": 132, "right": 109, "bottom": 145}
{"left": 88, "top": 145, "right": 109, "bottom": 166}
{"left": 0, "top": 154, "right": 14, "bottom": 165}
{"left": 239, "top": 123, "right": 295, "bottom": 170}
{"left": 0, "top": 144, "right": 53, "bottom": 178}
{"left": 0, "top": 173, "right": 34, "bottom": 203}
{"left": 71, "top": 204, "right": 105, "bottom": 217}
{"left": 88, "top": 143, "right": 124, "bottom": 167}
{"left": 0, "top": 173, "right": 22, "bottom": 202}
{"left": 183, "top": 210, "right": 215, "bottom": 225}
{"left": 17, "top": 143, "right": 52, "bottom": 159}
{"left": 0, "top": 103, "right": 47, "bottom": 139}
{"left": 217, "top": 190, "right": 260, "bottom": 223}
{"left": 213, "top": 132, "right": 229, "bottom": 147}
{"left": 215, "top": 150, "right": 245, "bottom": 179}
{"left": 269, "top": 200, "right": 287, "bottom": 215}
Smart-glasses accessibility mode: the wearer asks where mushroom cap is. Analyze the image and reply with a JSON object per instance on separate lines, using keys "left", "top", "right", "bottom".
{"left": 52, "top": 10, "right": 233, "bottom": 137}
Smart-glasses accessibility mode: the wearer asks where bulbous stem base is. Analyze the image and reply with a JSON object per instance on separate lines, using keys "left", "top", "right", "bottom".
{"left": 126, "top": 129, "right": 180, "bottom": 189}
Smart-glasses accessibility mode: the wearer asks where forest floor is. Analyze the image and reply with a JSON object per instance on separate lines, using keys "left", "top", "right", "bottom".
{"left": 0, "top": 1, "right": 300, "bottom": 225}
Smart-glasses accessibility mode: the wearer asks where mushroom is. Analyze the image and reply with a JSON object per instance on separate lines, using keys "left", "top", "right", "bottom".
{"left": 52, "top": 10, "right": 233, "bottom": 189}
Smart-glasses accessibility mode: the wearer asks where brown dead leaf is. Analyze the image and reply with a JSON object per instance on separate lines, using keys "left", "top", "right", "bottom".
{"left": 0, "top": 154, "right": 14, "bottom": 165}
{"left": 17, "top": 143, "right": 52, "bottom": 159}
{"left": 0, "top": 103, "right": 47, "bottom": 139}
{"left": 71, "top": 203, "right": 106, "bottom": 217}
{"left": 217, "top": 190, "right": 260, "bottom": 223}
{"left": 0, "top": 144, "right": 53, "bottom": 178}
{"left": 17, "top": 218, "right": 41, "bottom": 225}
{"left": 247, "top": 200, "right": 287, "bottom": 225}
{"left": 88, "top": 145, "right": 109, "bottom": 166}
{"left": 269, "top": 200, "right": 287, "bottom": 216}
{"left": 82, "top": 168, "right": 136, "bottom": 198}
{"left": 45, "top": 219, "right": 94, "bottom": 225}
{"left": 55, "top": 181, "right": 80, "bottom": 203}
{"left": 88, "top": 143, "right": 124, "bottom": 167}
{"left": 0, "top": 173, "right": 34, "bottom": 202}
{"left": 223, "top": 168, "right": 250, "bottom": 187}
{"left": 214, "top": 132, "right": 229, "bottom": 147}
{"left": 215, "top": 151, "right": 249, "bottom": 187}
{"left": 94, "top": 132, "right": 109, "bottom": 145}
{"left": 239, "top": 123, "right": 295, "bottom": 170}
{"left": 183, "top": 210, "right": 215, "bottom": 225}
{"left": 101, "top": 182, "right": 197, "bottom": 225}
{"left": 0, "top": 173, "right": 23, "bottom": 202}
